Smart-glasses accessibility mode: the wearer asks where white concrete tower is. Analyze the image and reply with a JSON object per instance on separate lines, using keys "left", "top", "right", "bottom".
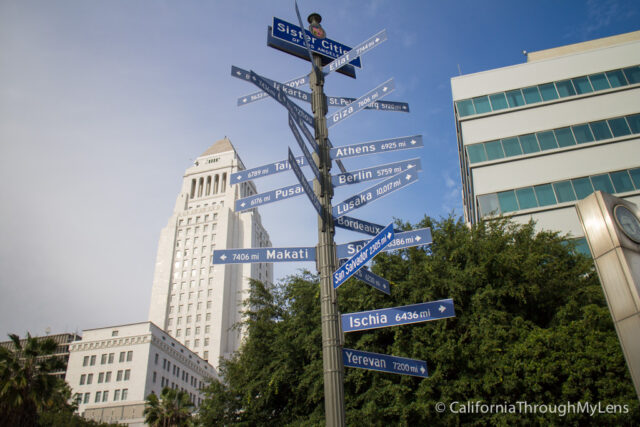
{"left": 148, "top": 138, "right": 272, "bottom": 368}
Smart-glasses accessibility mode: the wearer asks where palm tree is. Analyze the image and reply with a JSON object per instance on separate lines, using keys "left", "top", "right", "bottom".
{"left": 0, "top": 333, "right": 69, "bottom": 427}
{"left": 144, "top": 387, "right": 194, "bottom": 427}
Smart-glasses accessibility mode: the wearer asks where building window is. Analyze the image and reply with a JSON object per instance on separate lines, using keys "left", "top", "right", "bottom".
{"left": 121, "top": 389, "right": 128, "bottom": 401}
{"left": 112, "top": 330, "right": 119, "bottom": 337}
{"left": 83, "top": 356, "right": 89, "bottom": 367}
{"left": 86, "top": 374, "right": 93, "bottom": 385}
{"left": 119, "top": 352, "right": 125, "bottom": 363}
{"left": 203, "top": 351, "right": 208, "bottom": 360}
{"left": 108, "top": 353, "right": 114, "bottom": 364}
{"left": 102, "top": 391, "right": 109, "bottom": 402}
{"left": 114, "top": 390, "right": 120, "bottom": 401}
{"left": 83, "top": 393, "right": 90, "bottom": 404}
{"left": 153, "top": 371, "right": 157, "bottom": 383}
{"left": 90, "top": 355, "right": 96, "bottom": 366}
{"left": 117, "top": 370, "right": 123, "bottom": 381}
{"left": 206, "top": 313, "right": 211, "bottom": 321}
{"left": 456, "top": 64, "right": 639, "bottom": 118}
{"left": 155, "top": 353, "right": 159, "bottom": 365}
{"left": 204, "top": 338, "right": 209, "bottom": 346}
{"left": 105, "top": 372, "right": 112, "bottom": 383}
{"left": 124, "top": 369, "right": 130, "bottom": 381}
{"left": 127, "top": 351, "right": 133, "bottom": 362}
{"left": 98, "top": 372, "right": 104, "bottom": 383}
{"left": 101, "top": 354, "right": 107, "bottom": 365}
{"left": 95, "top": 391, "right": 101, "bottom": 403}
{"left": 79, "top": 374, "right": 86, "bottom": 385}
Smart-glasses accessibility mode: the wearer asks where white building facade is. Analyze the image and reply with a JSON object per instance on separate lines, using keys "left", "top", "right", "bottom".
{"left": 451, "top": 31, "right": 640, "bottom": 252}
{"left": 65, "top": 322, "right": 215, "bottom": 426}
{"left": 148, "top": 138, "right": 272, "bottom": 367}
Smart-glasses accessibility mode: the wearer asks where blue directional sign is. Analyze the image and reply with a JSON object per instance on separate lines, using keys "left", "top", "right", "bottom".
{"left": 235, "top": 181, "right": 313, "bottom": 212}
{"left": 288, "top": 148, "right": 324, "bottom": 219}
{"left": 234, "top": 160, "right": 419, "bottom": 212}
{"left": 333, "top": 170, "right": 419, "bottom": 218}
{"left": 271, "top": 17, "right": 362, "bottom": 68}
{"left": 337, "top": 228, "right": 432, "bottom": 259}
{"left": 353, "top": 267, "right": 390, "bottom": 295}
{"left": 333, "top": 223, "right": 394, "bottom": 289}
{"left": 212, "top": 247, "right": 315, "bottom": 264}
{"left": 333, "top": 158, "right": 421, "bottom": 187}
{"left": 237, "top": 71, "right": 309, "bottom": 107}
{"left": 342, "top": 299, "right": 455, "bottom": 333}
{"left": 323, "top": 29, "right": 387, "bottom": 75}
{"left": 289, "top": 114, "right": 320, "bottom": 180}
{"left": 334, "top": 216, "right": 386, "bottom": 236}
{"left": 338, "top": 259, "right": 390, "bottom": 294}
{"left": 343, "top": 348, "right": 428, "bottom": 378}
{"left": 248, "top": 70, "right": 314, "bottom": 127}
{"left": 327, "top": 95, "right": 409, "bottom": 112}
{"left": 267, "top": 27, "right": 356, "bottom": 79}
{"left": 230, "top": 156, "right": 307, "bottom": 185}
{"left": 233, "top": 66, "right": 311, "bottom": 105}
{"left": 328, "top": 79, "right": 395, "bottom": 128}
{"left": 330, "top": 135, "right": 423, "bottom": 160}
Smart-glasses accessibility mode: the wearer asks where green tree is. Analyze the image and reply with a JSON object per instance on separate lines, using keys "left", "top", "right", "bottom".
{"left": 0, "top": 333, "right": 69, "bottom": 427}
{"left": 144, "top": 387, "right": 195, "bottom": 427}
{"left": 198, "top": 217, "right": 640, "bottom": 426}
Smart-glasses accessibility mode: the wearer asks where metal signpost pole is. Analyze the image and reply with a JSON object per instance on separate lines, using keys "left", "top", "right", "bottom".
{"left": 308, "top": 12, "right": 346, "bottom": 427}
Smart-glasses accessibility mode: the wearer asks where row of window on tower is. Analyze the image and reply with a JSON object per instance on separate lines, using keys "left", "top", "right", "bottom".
{"left": 190, "top": 174, "right": 227, "bottom": 198}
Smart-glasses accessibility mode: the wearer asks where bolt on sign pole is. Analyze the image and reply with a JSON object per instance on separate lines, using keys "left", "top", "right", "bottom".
{"left": 308, "top": 12, "right": 347, "bottom": 427}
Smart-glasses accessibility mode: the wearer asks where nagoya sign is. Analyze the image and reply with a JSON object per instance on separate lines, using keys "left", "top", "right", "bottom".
{"left": 343, "top": 348, "right": 428, "bottom": 378}
{"left": 342, "top": 299, "right": 455, "bottom": 333}
{"left": 333, "top": 223, "right": 394, "bottom": 289}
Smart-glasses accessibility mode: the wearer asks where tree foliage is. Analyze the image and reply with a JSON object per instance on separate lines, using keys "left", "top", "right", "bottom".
{"left": 144, "top": 387, "right": 195, "bottom": 427}
{"left": 0, "top": 333, "right": 116, "bottom": 427}
{"left": 198, "top": 217, "right": 640, "bottom": 426}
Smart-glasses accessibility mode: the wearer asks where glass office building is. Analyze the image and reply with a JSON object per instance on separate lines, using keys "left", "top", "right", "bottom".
{"left": 451, "top": 31, "right": 640, "bottom": 253}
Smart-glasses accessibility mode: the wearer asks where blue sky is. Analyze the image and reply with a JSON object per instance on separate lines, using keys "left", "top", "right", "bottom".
{"left": 1, "top": 0, "right": 639, "bottom": 338}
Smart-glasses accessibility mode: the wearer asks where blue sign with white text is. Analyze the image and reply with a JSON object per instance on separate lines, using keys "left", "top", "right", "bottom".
{"left": 289, "top": 148, "right": 324, "bottom": 218}
{"left": 212, "top": 247, "right": 315, "bottom": 264}
{"left": 234, "top": 181, "right": 313, "bottom": 212}
{"left": 343, "top": 348, "right": 428, "bottom": 378}
{"left": 333, "top": 223, "right": 394, "bottom": 289}
{"left": 342, "top": 299, "right": 455, "bottom": 333}
{"left": 330, "top": 135, "right": 423, "bottom": 160}
{"left": 338, "top": 259, "right": 390, "bottom": 295}
{"left": 230, "top": 155, "right": 307, "bottom": 185}
{"left": 337, "top": 228, "right": 432, "bottom": 259}
{"left": 248, "top": 70, "right": 314, "bottom": 127}
{"left": 328, "top": 79, "right": 395, "bottom": 128}
{"left": 333, "top": 170, "right": 419, "bottom": 218}
{"left": 334, "top": 216, "right": 386, "bottom": 236}
{"left": 272, "top": 17, "right": 362, "bottom": 68}
{"left": 332, "top": 158, "right": 421, "bottom": 187}
{"left": 323, "top": 29, "right": 386, "bottom": 74}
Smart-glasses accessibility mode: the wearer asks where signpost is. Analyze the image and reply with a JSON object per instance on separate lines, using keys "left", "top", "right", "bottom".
{"left": 342, "top": 299, "right": 455, "bottom": 333}
{"left": 342, "top": 348, "right": 428, "bottom": 378}
{"left": 333, "top": 223, "right": 394, "bottom": 289}
{"left": 228, "top": 9, "right": 447, "bottom": 426}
